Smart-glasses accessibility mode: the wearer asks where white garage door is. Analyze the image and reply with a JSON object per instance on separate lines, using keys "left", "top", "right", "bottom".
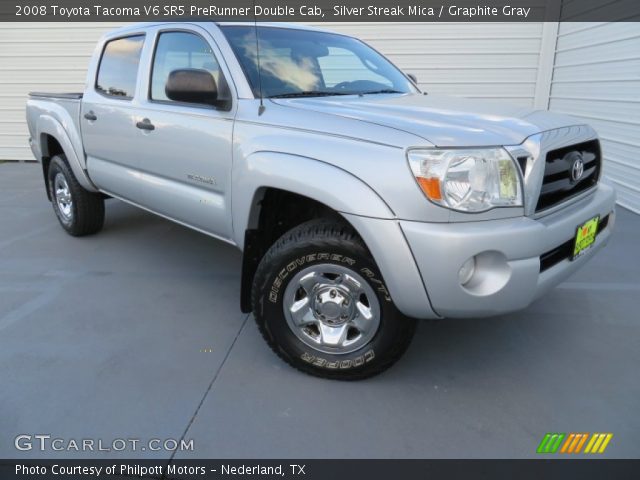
{"left": 0, "top": 22, "right": 545, "bottom": 161}
{"left": 313, "top": 22, "right": 546, "bottom": 105}
{"left": 548, "top": 22, "right": 640, "bottom": 213}
{"left": 0, "top": 23, "right": 122, "bottom": 161}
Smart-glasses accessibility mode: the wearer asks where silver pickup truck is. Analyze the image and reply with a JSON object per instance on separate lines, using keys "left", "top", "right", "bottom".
{"left": 26, "top": 22, "right": 616, "bottom": 379}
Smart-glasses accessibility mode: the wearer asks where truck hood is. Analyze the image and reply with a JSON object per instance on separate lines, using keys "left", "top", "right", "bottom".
{"left": 272, "top": 94, "right": 582, "bottom": 147}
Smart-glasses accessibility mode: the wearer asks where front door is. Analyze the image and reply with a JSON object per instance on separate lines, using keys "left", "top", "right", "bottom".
{"left": 130, "top": 26, "right": 235, "bottom": 240}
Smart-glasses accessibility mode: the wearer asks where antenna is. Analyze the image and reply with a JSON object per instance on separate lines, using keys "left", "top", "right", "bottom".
{"left": 252, "top": 0, "right": 265, "bottom": 115}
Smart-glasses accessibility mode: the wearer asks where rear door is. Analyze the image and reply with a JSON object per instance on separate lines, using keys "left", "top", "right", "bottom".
{"left": 81, "top": 32, "right": 147, "bottom": 205}
{"left": 129, "top": 25, "right": 236, "bottom": 240}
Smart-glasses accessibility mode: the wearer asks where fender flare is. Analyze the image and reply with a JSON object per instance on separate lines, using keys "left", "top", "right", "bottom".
{"left": 232, "top": 151, "right": 395, "bottom": 247}
{"left": 37, "top": 115, "right": 98, "bottom": 193}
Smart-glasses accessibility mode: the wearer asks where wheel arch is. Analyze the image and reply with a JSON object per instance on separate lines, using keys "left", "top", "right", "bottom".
{"left": 234, "top": 152, "right": 396, "bottom": 314}
{"left": 37, "top": 115, "right": 98, "bottom": 195}
{"left": 239, "top": 187, "right": 369, "bottom": 314}
{"left": 232, "top": 151, "right": 395, "bottom": 248}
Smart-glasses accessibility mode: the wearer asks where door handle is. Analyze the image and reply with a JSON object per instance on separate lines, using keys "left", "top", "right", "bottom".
{"left": 83, "top": 111, "right": 97, "bottom": 121}
{"left": 136, "top": 118, "right": 155, "bottom": 131}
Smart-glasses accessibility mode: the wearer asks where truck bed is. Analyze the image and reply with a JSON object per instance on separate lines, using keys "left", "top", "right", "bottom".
{"left": 26, "top": 92, "right": 85, "bottom": 169}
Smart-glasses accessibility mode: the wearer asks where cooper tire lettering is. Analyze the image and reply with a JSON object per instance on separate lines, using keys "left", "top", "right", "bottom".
{"left": 298, "top": 349, "right": 376, "bottom": 370}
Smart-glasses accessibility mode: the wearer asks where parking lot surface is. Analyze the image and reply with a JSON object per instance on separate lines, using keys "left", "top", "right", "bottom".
{"left": 1, "top": 162, "right": 638, "bottom": 459}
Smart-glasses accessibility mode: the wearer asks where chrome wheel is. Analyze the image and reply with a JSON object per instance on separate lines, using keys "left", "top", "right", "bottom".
{"left": 54, "top": 172, "right": 73, "bottom": 223}
{"left": 283, "top": 264, "right": 381, "bottom": 355}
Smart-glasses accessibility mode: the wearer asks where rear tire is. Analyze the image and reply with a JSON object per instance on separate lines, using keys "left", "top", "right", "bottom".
{"left": 252, "top": 219, "right": 417, "bottom": 380}
{"left": 48, "top": 154, "right": 104, "bottom": 236}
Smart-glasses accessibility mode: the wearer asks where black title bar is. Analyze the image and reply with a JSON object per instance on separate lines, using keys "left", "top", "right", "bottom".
{"left": 2, "top": 459, "right": 640, "bottom": 480}
{"left": 3, "top": 0, "right": 640, "bottom": 22}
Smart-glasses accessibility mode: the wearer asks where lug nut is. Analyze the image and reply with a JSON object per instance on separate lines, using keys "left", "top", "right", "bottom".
{"left": 330, "top": 289, "right": 337, "bottom": 298}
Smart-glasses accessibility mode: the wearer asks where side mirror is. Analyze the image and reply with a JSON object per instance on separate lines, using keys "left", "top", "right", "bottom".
{"left": 165, "top": 68, "right": 223, "bottom": 107}
{"left": 407, "top": 73, "right": 418, "bottom": 84}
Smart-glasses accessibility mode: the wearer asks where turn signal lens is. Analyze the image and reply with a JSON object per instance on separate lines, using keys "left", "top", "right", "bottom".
{"left": 416, "top": 177, "right": 442, "bottom": 200}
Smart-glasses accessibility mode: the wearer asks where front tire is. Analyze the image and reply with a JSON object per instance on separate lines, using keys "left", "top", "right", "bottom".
{"left": 252, "top": 219, "right": 417, "bottom": 380}
{"left": 48, "top": 154, "right": 105, "bottom": 236}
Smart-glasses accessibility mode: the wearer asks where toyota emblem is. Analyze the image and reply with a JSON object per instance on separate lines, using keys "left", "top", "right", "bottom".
{"left": 571, "top": 155, "right": 585, "bottom": 183}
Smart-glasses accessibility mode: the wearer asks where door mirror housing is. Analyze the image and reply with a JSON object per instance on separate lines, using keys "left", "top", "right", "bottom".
{"left": 165, "top": 68, "right": 229, "bottom": 109}
{"left": 407, "top": 73, "right": 418, "bottom": 84}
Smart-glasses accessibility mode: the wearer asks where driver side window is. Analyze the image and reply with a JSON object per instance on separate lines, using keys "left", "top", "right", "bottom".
{"left": 318, "top": 47, "right": 393, "bottom": 88}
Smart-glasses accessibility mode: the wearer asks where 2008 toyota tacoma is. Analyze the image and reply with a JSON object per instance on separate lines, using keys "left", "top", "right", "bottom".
{"left": 26, "top": 22, "right": 616, "bottom": 379}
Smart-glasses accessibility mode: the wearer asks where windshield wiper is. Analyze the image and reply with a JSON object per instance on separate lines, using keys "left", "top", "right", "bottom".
{"left": 269, "top": 91, "right": 350, "bottom": 99}
{"left": 361, "top": 89, "right": 404, "bottom": 95}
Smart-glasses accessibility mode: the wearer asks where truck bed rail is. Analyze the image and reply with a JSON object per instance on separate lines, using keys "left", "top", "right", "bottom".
{"left": 29, "top": 92, "right": 83, "bottom": 100}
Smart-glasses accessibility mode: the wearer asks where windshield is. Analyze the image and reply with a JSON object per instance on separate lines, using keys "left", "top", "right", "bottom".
{"left": 221, "top": 26, "right": 417, "bottom": 98}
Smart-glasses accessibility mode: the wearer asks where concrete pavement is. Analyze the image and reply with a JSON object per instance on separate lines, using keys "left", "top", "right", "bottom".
{"left": 1, "top": 162, "right": 638, "bottom": 459}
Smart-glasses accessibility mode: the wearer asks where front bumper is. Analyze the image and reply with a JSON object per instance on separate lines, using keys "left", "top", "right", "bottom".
{"left": 401, "top": 183, "right": 616, "bottom": 318}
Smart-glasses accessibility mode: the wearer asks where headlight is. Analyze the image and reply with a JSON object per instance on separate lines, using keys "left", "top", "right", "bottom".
{"left": 407, "top": 148, "right": 523, "bottom": 212}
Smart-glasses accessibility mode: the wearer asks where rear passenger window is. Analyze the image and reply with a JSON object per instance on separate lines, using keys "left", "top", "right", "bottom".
{"left": 96, "top": 35, "right": 145, "bottom": 99}
{"left": 151, "top": 31, "right": 224, "bottom": 103}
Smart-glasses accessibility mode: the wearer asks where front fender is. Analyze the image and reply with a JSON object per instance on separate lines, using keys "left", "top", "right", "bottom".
{"left": 232, "top": 151, "right": 395, "bottom": 247}
{"left": 232, "top": 151, "right": 438, "bottom": 319}
{"left": 37, "top": 114, "right": 97, "bottom": 192}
